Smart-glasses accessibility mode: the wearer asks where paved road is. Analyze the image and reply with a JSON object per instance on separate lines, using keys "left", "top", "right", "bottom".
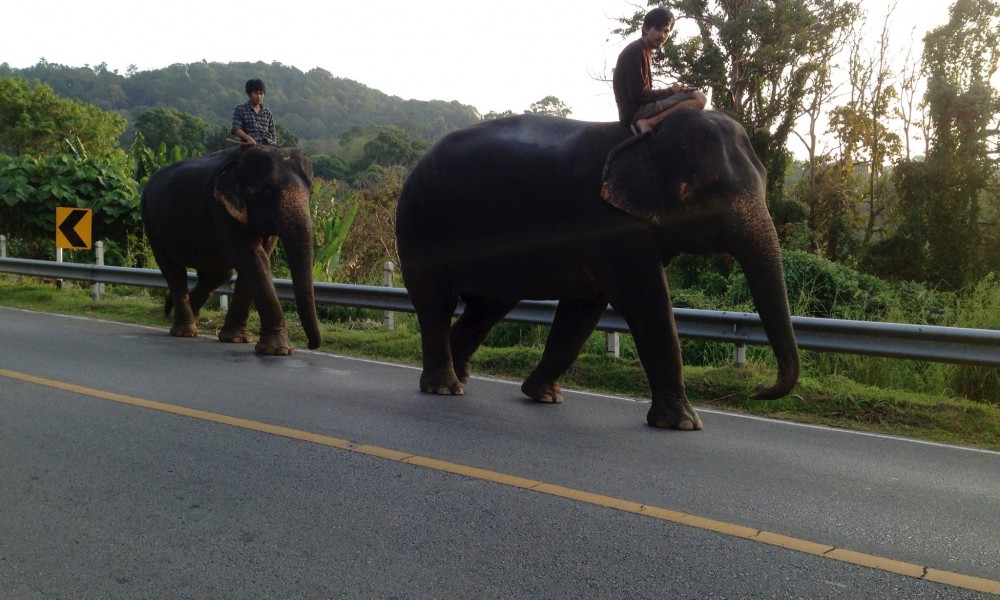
{"left": 1, "top": 306, "right": 998, "bottom": 599}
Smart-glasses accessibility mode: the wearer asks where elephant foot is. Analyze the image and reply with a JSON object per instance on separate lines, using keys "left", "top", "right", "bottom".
{"left": 521, "top": 376, "right": 564, "bottom": 404}
{"left": 253, "top": 332, "right": 295, "bottom": 356}
{"left": 218, "top": 326, "right": 254, "bottom": 344}
{"left": 454, "top": 360, "right": 472, "bottom": 384}
{"left": 169, "top": 323, "right": 199, "bottom": 338}
{"left": 647, "top": 399, "right": 703, "bottom": 431}
{"left": 420, "top": 369, "right": 464, "bottom": 395}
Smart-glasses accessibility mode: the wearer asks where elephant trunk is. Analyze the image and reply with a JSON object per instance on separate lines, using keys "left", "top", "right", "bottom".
{"left": 734, "top": 227, "right": 800, "bottom": 400}
{"left": 279, "top": 210, "right": 322, "bottom": 350}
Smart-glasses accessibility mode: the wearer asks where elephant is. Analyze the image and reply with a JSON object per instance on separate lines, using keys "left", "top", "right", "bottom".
{"left": 395, "top": 110, "right": 799, "bottom": 430}
{"left": 141, "top": 144, "right": 320, "bottom": 355}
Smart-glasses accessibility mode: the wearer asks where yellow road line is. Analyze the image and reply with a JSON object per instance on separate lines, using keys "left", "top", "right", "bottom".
{"left": 3, "top": 366, "right": 998, "bottom": 596}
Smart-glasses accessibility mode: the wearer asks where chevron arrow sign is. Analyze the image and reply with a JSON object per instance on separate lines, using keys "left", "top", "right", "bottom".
{"left": 55, "top": 207, "right": 93, "bottom": 250}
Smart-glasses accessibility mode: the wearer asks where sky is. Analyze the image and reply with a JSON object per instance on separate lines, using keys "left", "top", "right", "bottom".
{"left": 6, "top": 1, "right": 950, "bottom": 125}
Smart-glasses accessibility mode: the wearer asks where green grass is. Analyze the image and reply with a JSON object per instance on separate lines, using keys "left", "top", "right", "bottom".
{"left": 3, "top": 273, "right": 999, "bottom": 451}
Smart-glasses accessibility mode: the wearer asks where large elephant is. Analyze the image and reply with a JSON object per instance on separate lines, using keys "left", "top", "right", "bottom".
{"left": 141, "top": 144, "right": 320, "bottom": 355}
{"left": 395, "top": 111, "right": 799, "bottom": 430}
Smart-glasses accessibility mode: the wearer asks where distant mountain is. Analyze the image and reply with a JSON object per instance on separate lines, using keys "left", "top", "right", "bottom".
{"left": 1, "top": 60, "right": 481, "bottom": 153}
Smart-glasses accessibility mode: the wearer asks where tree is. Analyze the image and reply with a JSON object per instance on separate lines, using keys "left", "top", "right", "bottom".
{"left": 276, "top": 124, "right": 299, "bottom": 148}
{"left": 0, "top": 76, "right": 126, "bottom": 158}
{"left": 826, "top": 7, "right": 903, "bottom": 251}
{"left": 312, "top": 154, "right": 350, "bottom": 181}
{"left": 204, "top": 125, "right": 235, "bottom": 153}
{"left": 525, "top": 96, "right": 572, "bottom": 118}
{"left": 310, "top": 181, "right": 359, "bottom": 282}
{"left": 339, "top": 126, "right": 366, "bottom": 145}
{"left": 357, "top": 126, "right": 428, "bottom": 171}
{"left": 619, "top": 0, "right": 860, "bottom": 206}
{"left": 789, "top": 3, "right": 854, "bottom": 166}
{"left": 894, "top": 0, "right": 1000, "bottom": 287}
{"left": 4, "top": 60, "right": 482, "bottom": 154}
{"left": 2, "top": 60, "right": 129, "bottom": 111}
{"left": 134, "top": 107, "right": 210, "bottom": 154}
{"left": 482, "top": 110, "right": 515, "bottom": 120}
{"left": 128, "top": 131, "right": 198, "bottom": 186}
{"left": 797, "top": 156, "right": 865, "bottom": 262}
{"left": 894, "top": 38, "right": 926, "bottom": 161}
{"left": 338, "top": 166, "right": 407, "bottom": 283}
{"left": 787, "top": 0, "right": 856, "bottom": 254}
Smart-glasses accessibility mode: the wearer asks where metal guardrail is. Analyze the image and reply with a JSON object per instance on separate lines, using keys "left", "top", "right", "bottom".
{"left": 1, "top": 256, "right": 999, "bottom": 367}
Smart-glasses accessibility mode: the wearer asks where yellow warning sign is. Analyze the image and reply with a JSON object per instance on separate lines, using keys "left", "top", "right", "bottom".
{"left": 55, "top": 207, "right": 93, "bottom": 250}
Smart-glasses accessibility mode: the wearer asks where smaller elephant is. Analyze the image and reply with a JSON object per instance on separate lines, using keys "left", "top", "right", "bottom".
{"left": 141, "top": 145, "right": 320, "bottom": 355}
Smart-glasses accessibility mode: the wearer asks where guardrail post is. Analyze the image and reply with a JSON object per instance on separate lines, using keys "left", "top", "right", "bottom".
{"left": 606, "top": 332, "right": 620, "bottom": 357}
{"left": 0, "top": 235, "right": 6, "bottom": 258}
{"left": 91, "top": 241, "right": 104, "bottom": 301}
{"left": 733, "top": 343, "right": 746, "bottom": 367}
{"left": 383, "top": 261, "right": 396, "bottom": 330}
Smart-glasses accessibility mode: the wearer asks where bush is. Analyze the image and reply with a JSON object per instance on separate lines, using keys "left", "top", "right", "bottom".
{"left": 725, "top": 250, "right": 890, "bottom": 319}
{"left": 656, "top": 249, "right": 1000, "bottom": 403}
{"left": 483, "top": 322, "right": 550, "bottom": 348}
{"left": 0, "top": 152, "right": 140, "bottom": 262}
{"left": 949, "top": 274, "right": 1000, "bottom": 404}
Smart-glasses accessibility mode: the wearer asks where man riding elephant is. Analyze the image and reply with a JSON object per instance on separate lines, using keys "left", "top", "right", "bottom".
{"left": 613, "top": 7, "right": 707, "bottom": 134}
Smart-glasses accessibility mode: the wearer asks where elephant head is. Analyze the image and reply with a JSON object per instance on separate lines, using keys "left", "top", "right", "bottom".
{"left": 212, "top": 145, "right": 322, "bottom": 350}
{"left": 600, "top": 111, "right": 799, "bottom": 399}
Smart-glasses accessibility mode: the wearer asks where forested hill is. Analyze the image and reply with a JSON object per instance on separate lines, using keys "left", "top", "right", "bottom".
{"left": 1, "top": 60, "right": 481, "bottom": 151}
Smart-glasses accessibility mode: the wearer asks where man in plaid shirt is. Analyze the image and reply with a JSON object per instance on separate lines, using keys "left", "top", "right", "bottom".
{"left": 231, "top": 79, "right": 278, "bottom": 146}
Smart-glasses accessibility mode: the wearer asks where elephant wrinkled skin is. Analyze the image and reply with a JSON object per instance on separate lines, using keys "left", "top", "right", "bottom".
{"left": 141, "top": 145, "right": 320, "bottom": 355}
{"left": 395, "top": 111, "right": 800, "bottom": 430}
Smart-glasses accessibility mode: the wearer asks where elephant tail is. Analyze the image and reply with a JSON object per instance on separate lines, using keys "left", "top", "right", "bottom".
{"left": 164, "top": 294, "right": 173, "bottom": 317}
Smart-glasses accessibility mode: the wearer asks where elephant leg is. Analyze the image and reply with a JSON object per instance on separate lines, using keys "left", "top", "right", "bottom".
{"left": 412, "top": 289, "right": 463, "bottom": 395}
{"left": 451, "top": 296, "right": 518, "bottom": 383}
{"left": 250, "top": 276, "right": 295, "bottom": 355}
{"left": 145, "top": 224, "right": 199, "bottom": 338}
{"left": 250, "top": 241, "right": 295, "bottom": 355}
{"left": 522, "top": 297, "right": 608, "bottom": 404}
{"left": 218, "top": 276, "right": 255, "bottom": 344}
{"left": 608, "top": 273, "right": 702, "bottom": 431}
{"left": 190, "top": 269, "right": 232, "bottom": 316}
{"left": 158, "top": 262, "right": 200, "bottom": 338}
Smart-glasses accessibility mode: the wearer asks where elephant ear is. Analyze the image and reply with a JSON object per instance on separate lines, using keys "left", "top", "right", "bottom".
{"left": 600, "top": 131, "right": 666, "bottom": 226}
{"left": 213, "top": 152, "right": 248, "bottom": 225}
{"left": 290, "top": 147, "right": 314, "bottom": 182}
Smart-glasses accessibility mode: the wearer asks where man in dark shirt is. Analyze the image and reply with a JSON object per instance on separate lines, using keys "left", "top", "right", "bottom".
{"left": 613, "top": 8, "right": 706, "bottom": 134}
{"left": 231, "top": 78, "right": 278, "bottom": 146}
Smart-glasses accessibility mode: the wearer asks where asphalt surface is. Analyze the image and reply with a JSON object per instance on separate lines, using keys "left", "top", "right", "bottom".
{"left": 1, "top": 306, "right": 998, "bottom": 599}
